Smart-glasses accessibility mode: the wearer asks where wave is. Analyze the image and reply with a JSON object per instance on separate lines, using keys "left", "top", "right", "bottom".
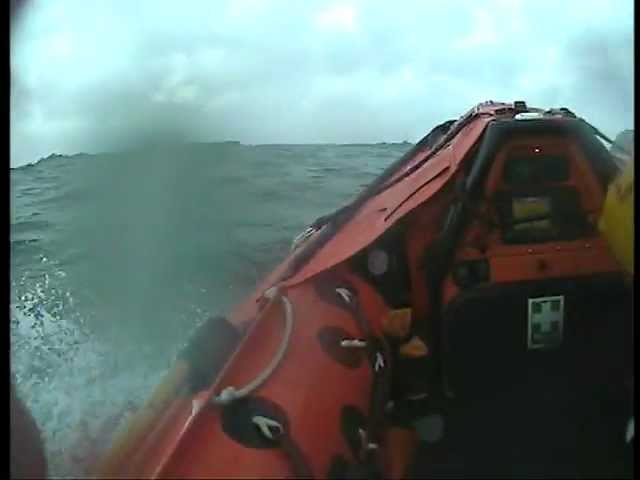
{"left": 11, "top": 267, "right": 172, "bottom": 477}
{"left": 11, "top": 153, "right": 92, "bottom": 171}
{"left": 10, "top": 141, "right": 413, "bottom": 476}
{"left": 11, "top": 218, "right": 51, "bottom": 233}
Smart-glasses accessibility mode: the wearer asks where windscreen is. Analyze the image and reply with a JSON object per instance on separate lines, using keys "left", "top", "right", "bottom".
{"left": 504, "top": 154, "right": 570, "bottom": 185}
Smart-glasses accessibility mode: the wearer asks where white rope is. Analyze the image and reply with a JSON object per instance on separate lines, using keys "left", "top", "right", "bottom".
{"left": 340, "top": 338, "right": 367, "bottom": 348}
{"left": 252, "top": 415, "right": 284, "bottom": 441}
{"left": 211, "top": 288, "right": 294, "bottom": 406}
{"left": 150, "top": 289, "right": 292, "bottom": 477}
{"left": 291, "top": 226, "right": 317, "bottom": 251}
{"left": 335, "top": 287, "right": 354, "bottom": 305}
{"left": 373, "top": 352, "right": 385, "bottom": 372}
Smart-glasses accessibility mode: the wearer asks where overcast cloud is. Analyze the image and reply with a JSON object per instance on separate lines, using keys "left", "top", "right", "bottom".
{"left": 10, "top": 0, "right": 634, "bottom": 166}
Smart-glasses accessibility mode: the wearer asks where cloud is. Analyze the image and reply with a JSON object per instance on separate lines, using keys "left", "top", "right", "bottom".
{"left": 10, "top": 0, "right": 634, "bottom": 166}
{"left": 455, "top": 9, "right": 499, "bottom": 49}
{"left": 566, "top": 30, "right": 635, "bottom": 124}
{"left": 315, "top": 3, "right": 358, "bottom": 32}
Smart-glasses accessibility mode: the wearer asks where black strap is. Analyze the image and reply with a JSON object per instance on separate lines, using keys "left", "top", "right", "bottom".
{"left": 353, "top": 309, "right": 392, "bottom": 478}
{"left": 316, "top": 281, "right": 392, "bottom": 478}
{"left": 179, "top": 316, "right": 241, "bottom": 393}
{"left": 278, "top": 433, "right": 314, "bottom": 479}
{"left": 256, "top": 417, "right": 315, "bottom": 479}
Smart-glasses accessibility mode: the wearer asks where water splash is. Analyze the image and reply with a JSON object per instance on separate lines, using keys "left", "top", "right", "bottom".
{"left": 10, "top": 267, "right": 170, "bottom": 478}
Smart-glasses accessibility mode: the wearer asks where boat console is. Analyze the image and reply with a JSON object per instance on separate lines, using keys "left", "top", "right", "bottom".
{"left": 347, "top": 115, "right": 632, "bottom": 477}
{"left": 398, "top": 119, "right": 631, "bottom": 477}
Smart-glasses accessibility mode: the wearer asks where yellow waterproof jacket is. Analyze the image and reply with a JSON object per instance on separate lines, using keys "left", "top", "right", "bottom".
{"left": 599, "top": 160, "right": 634, "bottom": 275}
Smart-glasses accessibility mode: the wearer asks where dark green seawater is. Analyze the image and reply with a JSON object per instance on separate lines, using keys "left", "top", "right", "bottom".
{"left": 10, "top": 142, "right": 411, "bottom": 477}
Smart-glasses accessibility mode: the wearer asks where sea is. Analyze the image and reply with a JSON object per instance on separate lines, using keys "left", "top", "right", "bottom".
{"left": 10, "top": 141, "right": 412, "bottom": 477}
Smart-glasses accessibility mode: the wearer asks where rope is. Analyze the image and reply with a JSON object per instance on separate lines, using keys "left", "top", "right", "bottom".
{"left": 211, "top": 288, "right": 294, "bottom": 406}
{"left": 252, "top": 415, "right": 284, "bottom": 440}
{"left": 291, "top": 226, "right": 319, "bottom": 251}
{"left": 148, "top": 288, "right": 293, "bottom": 478}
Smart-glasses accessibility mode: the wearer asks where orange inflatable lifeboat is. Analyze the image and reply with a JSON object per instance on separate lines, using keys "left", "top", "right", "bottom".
{"left": 94, "top": 101, "right": 633, "bottom": 478}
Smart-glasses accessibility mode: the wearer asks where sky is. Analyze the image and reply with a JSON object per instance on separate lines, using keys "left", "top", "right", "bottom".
{"left": 10, "top": 0, "right": 634, "bottom": 167}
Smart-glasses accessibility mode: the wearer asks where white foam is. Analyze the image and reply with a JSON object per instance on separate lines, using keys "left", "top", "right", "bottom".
{"left": 11, "top": 271, "right": 170, "bottom": 478}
